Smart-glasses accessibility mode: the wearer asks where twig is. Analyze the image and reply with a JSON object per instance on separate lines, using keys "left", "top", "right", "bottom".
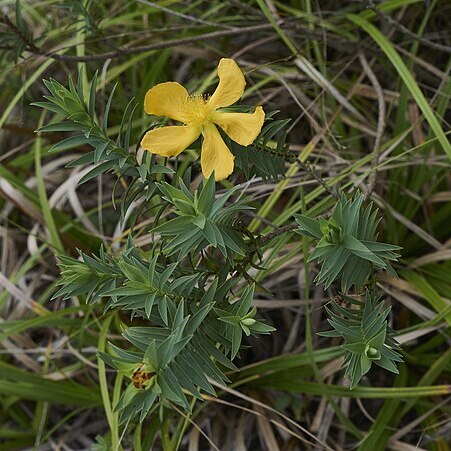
{"left": 367, "top": 2, "right": 451, "bottom": 54}
{"left": 258, "top": 223, "right": 299, "bottom": 246}
{"left": 0, "top": 13, "right": 40, "bottom": 54}
{"left": 2, "top": 17, "right": 295, "bottom": 62}
{"left": 294, "top": 158, "right": 340, "bottom": 199}
{"left": 256, "top": 144, "right": 340, "bottom": 199}
{"left": 3, "top": 13, "right": 368, "bottom": 64}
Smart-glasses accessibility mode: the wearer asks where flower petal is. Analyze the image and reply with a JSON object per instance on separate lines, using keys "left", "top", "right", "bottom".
{"left": 210, "top": 106, "right": 265, "bottom": 146}
{"left": 207, "top": 58, "right": 246, "bottom": 110}
{"left": 144, "top": 82, "right": 189, "bottom": 122}
{"left": 141, "top": 125, "right": 200, "bottom": 157}
{"left": 201, "top": 123, "right": 235, "bottom": 181}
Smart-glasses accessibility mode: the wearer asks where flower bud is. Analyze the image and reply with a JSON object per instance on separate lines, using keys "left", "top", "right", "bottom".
{"left": 365, "top": 346, "right": 380, "bottom": 360}
{"left": 131, "top": 363, "right": 156, "bottom": 390}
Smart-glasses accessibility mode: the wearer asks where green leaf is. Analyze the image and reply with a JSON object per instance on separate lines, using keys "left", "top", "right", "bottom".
{"left": 78, "top": 160, "right": 116, "bottom": 185}
{"left": 341, "top": 235, "right": 386, "bottom": 267}
{"left": 293, "top": 214, "right": 322, "bottom": 239}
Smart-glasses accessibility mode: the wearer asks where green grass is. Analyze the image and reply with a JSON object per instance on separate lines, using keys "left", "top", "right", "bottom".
{"left": 0, "top": 0, "right": 450, "bottom": 449}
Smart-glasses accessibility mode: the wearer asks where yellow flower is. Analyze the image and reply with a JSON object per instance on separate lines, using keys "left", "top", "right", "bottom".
{"left": 141, "top": 58, "right": 265, "bottom": 181}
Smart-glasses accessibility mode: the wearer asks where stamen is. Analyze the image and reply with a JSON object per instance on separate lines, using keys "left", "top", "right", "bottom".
{"left": 183, "top": 94, "right": 212, "bottom": 126}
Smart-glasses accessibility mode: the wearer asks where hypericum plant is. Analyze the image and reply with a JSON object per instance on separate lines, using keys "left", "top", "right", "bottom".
{"left": 319, "top": 291, "right": 403, "bottom": 388}
{"left": 37, "top": 58, "right": 402, "bottom": 435}
{"left": 294, "top": 194, "right": 401, "bottom": 291}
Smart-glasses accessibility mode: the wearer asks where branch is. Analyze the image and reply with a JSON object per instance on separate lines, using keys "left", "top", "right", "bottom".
{"left": 258, "top": 223, "right": 299, "bottom": 246}
{"left": 2, "top": 14, "right": 371, "bottom": 64}
{"left": 0, "top": 13, "right": 41, "bottom": 54}
{"left": 367, "top": 2, "right": 451, "bottom": 54}
{"left": 7, "top": 21, "right": 295, "bottom": 62}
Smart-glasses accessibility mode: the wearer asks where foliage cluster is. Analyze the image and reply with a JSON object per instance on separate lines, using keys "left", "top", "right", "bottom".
{"left": 37, "top": 68, "right": 404, "bottom": 423}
